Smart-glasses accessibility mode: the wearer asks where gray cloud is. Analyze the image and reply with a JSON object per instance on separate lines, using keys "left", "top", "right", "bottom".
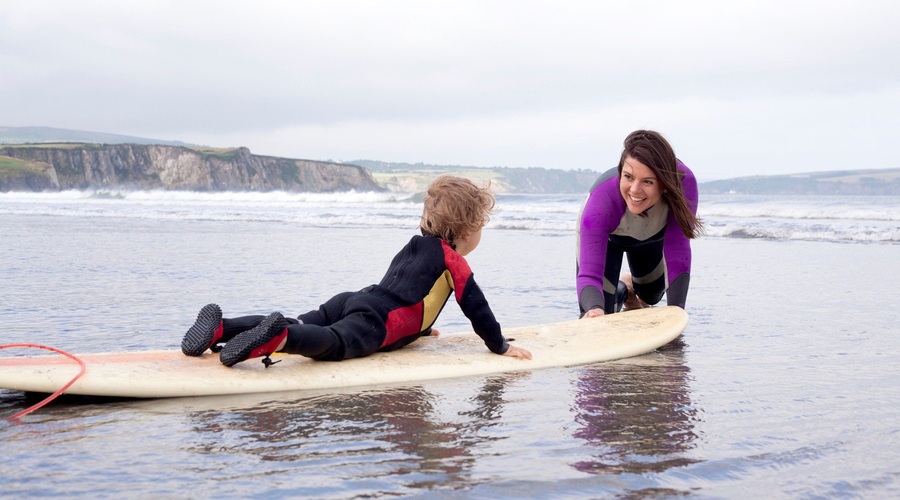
{"left": 2, "top": 1, "right": 898, "bottom": 179}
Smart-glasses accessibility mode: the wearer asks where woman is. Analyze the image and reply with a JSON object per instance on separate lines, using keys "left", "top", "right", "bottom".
{"left": 577, "top": 130, "right": 702, "bottom": 318}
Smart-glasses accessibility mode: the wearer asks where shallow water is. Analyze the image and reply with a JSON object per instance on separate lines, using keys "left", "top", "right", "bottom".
{"left": 1, "top": 207, "right": 898, "bottom": 498}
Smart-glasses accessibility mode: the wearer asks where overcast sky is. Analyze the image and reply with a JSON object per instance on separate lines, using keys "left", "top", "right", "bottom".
{"left": 2, "top": 1, "right": 898, "bottom": 180}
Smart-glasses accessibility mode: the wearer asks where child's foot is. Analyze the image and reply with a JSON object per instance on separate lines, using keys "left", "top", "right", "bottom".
{"left": 219, "top": 312, "right": 288, "bottom": 367}
{"left": 181, "top": 304, "right": 224, "bottom": 356}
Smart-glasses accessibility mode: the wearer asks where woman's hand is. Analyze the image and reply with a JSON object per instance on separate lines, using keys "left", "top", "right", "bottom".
{"left": 503, "top": 345, "right": 532, "bottom": 360}
{"left": 582, "top": 308, "right": 604, "bottom": 319}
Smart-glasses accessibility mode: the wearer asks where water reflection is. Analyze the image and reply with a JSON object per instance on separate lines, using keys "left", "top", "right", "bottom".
{"left": 181, "top": 374, "right": 520, "bottom": 492}
{"left": 571, "top": 339, "right": 700, "bottom": 475}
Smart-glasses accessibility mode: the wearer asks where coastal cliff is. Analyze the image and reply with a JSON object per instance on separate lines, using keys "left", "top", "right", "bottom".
{"left": 0, "top": 144, "right": 381, "bottom": 192}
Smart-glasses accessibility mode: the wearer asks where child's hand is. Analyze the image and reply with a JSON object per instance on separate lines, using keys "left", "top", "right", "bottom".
{"left": 503, "top": 345, "right": 532, "bottom": 360}
{"left": 430, "top": 328, "right": 441, "bottom": 338}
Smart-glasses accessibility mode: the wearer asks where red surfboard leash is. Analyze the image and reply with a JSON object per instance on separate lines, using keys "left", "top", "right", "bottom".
{"left": 1, "top": 344, "right": 87, "bottom": 421}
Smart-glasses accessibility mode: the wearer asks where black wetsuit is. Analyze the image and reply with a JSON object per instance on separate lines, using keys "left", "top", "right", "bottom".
{"left": 221, "top": 234, "right": 510, "bottom": 361}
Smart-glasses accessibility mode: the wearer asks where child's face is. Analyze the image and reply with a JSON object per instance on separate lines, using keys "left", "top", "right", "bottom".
{"left": 454, "top": 227, "right": 482, "bottom": 256}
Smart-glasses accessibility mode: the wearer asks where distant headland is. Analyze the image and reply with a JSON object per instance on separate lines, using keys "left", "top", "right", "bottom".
{"left": 0, "top": 127, "right": 380, "bottom": 192}
{"left": 2, "top": 126, "right": 897, "bottom": 195}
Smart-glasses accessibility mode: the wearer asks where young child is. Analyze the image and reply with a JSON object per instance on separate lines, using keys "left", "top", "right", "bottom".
{"left": 181, "top": 175, "right": 533, "bottom": 367}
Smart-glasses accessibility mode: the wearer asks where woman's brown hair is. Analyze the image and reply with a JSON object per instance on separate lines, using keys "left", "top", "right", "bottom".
{"left": 618, "top": 130, "right": 703, "bottom": 239}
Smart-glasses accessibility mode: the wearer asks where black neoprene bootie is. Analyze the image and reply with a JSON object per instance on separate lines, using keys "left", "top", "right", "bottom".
{"left": 181, "top": 304, "right": 225, "bottom": 356}
{"left": 219, "top": 312, "right": 289, "bottom": 368}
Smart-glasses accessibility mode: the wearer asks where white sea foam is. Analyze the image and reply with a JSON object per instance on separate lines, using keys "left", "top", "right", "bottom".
{"left": 700, "top": 194, "right": 900, "bottom": 221}
{"left": 1, "top": 190, "right": 897, "bottom": 243}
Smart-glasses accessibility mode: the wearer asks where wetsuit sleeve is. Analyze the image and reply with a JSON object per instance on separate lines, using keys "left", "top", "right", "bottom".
{"left": 577, "top": 173, "right": 621, "bottom": 314}
{"left": 442, "top": 242, "right": 509, "bottom": 354}
{"left": 457, "top": 276, "right": 508, "bottom": 354}
{"left": 662, "top": 162, "right": 698, "bottom": 308}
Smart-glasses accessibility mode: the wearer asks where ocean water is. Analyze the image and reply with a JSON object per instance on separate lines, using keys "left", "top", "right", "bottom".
{"left": 0, "top": 190, "right": 898, "bottom": 498}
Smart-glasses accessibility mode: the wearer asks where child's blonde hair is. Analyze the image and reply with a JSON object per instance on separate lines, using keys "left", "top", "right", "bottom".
{"left": 419, "top": 175, "right": 495, "bottom": 243}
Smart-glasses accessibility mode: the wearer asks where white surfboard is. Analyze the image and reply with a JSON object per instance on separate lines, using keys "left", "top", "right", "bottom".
{"left": 0, "top": 307, "right": 687, "bottom": 398}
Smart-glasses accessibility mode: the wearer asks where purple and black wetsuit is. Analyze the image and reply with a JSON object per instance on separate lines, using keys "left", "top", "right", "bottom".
{"left": 576, "top": 161, "right": 698, "bottom": 316}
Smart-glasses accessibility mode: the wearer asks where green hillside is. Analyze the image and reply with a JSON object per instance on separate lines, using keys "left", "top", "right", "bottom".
{"left": 700, "top": 169, "right": 900, "bottom": 195}
{"left": 0, "top": 126, "right": 191, "bottom": 147}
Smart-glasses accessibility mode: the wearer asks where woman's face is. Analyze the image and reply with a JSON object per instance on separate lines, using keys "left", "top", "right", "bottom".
{"left": 619, "top": 155, "right": 662, "bottom": 215}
